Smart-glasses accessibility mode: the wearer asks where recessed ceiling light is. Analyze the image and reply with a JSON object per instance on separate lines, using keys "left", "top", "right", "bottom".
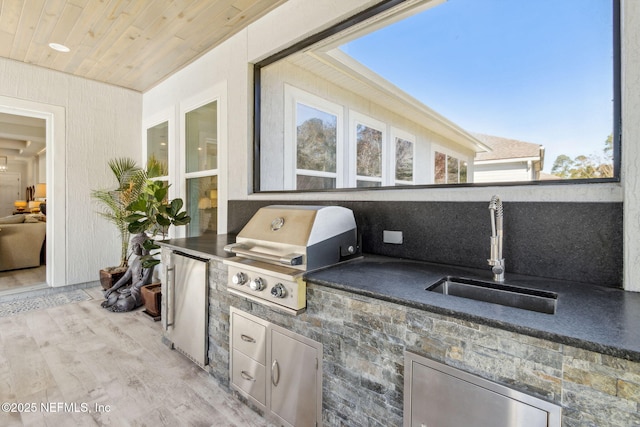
{"left": 48, "top": 43, "right": 70, "bottom": 53}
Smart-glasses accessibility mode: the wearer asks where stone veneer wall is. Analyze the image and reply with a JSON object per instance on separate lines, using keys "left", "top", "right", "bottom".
{"left": 206, "top": 257, "right": 232, "bottom": 387}
{"left": 182, "top": 252, "right": 640, "bottom": 426}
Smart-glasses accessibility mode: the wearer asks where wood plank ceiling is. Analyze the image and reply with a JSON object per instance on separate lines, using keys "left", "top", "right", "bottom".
{"left": 0, "top": 0, "right": 287, "bottom": 92}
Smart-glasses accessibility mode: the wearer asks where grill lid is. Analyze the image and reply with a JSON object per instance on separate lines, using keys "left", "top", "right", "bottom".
{"left": 225, "top": 205, "right": 358, "bottom": 270}
{"left": 237, "top": 205, "right": 355, "bottom": 245}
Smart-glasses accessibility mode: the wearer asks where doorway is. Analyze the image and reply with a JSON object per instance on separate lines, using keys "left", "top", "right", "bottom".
{"left": 0, "top": 113, "right": 47, "bottom": 293}
{"left": 0, "top": 96, "right": 66, "bottom": 294}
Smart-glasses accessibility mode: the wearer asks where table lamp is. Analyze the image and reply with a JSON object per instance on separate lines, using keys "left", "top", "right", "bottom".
{"left": 14, "top": 200, "right": 27, "bottom": 212}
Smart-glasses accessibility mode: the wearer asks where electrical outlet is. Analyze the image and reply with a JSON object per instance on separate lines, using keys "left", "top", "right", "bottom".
{"left": 383, "top": 230, "right": 403, "bottom": 244}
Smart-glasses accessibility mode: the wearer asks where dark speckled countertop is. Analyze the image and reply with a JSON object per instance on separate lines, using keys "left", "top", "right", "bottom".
{"left": 305, "top": 256, "right": 640, "bottom": 362}
{"left": 157, "top": 235, "right": 640, "bottom": 363}
{"left": 158, "top": 233, "right": 236, "bottom": 259}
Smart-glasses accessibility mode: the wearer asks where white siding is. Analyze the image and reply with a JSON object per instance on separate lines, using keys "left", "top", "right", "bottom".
{"left": 474, "top": 162, "right": 533, "bottom": 183}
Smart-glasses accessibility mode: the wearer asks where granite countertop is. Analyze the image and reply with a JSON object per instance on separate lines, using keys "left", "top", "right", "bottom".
{"left": 158, "top": 233, "right": 236, "bottom": 259}
{"left": 304, "top": 255, "right": 640, "bottom": 362}
{"left": 156, "top": 235, "right": 640, "bottom": 362}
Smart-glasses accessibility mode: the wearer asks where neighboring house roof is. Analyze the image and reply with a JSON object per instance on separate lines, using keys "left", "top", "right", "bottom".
{"left": 539, "top": 172, "right": 562, "bottom": 180}
{"left": 473, "top": 133, "right": 544, "bottom": 163}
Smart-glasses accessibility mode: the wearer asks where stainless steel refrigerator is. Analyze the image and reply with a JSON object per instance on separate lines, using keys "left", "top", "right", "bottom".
{"left": 165, "top": 250, "right": 209, "bottom": 368}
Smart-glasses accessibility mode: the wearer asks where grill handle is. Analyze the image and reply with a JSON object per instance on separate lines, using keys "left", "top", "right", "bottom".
{"left": 224, "top": 243, "right": 303, "bottom": 266}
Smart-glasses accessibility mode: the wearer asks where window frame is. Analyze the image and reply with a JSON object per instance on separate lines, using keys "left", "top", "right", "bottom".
{"left": 143, "top": 108, "right": 174, "bottom": 185}
{"left": 178, "top": 82, "right": 227, "bottom": 237}
{"left": 349, "top": 110, "right": 387, "bottom": 188}
{"left": 284, "top": 85, "right": 344, "bottom": 190}
{"left": 432, "top": 145, "right": 470, "bottom": 185}
{"left": 390, "top": 127, "right": 416, "bottom": 186}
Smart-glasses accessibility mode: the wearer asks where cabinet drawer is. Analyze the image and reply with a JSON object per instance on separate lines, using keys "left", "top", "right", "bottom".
{"left": 232, "top": 312, "right": 266, "bottom": 364}
{"left": 232, "top": 349, "right": 266, "bottom": 406}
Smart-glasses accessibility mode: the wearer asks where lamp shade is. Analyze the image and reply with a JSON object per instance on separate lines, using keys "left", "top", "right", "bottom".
{"left": 35, "top": 183, "right": 46, "bottom": 199}
{"left": 14, "top": 200, "right": 27, "bottom": 211}
{"left": 28, "top": 201, "right": 40, "bottom": 212}
{"left": 198, "top": 197, "right": 212, "bottom": 209}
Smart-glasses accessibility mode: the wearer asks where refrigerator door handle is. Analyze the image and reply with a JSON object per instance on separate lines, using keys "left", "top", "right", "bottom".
{"left": 165, "top": 264, "right": 175, "bottom": 329}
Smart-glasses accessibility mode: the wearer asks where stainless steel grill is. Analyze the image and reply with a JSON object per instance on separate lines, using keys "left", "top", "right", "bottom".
{"left": 224, "top": 205, "right": 359, "bottom": 314}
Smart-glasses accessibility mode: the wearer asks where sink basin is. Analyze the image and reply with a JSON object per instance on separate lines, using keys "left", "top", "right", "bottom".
{"left": 427, "top": 276, "right": 557, "bottom": 314}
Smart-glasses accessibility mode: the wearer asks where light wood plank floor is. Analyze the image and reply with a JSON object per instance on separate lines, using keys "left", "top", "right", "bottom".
{"left": 0, "top": 266, "right": 46, "bottom": 294}
{"left": 0, "top": 287, "right": 274, "bottom": 426}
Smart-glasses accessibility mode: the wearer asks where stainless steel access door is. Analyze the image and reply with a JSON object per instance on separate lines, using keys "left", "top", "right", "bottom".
{"left": 166, "top": 250, "right": 209, "bottom": 368}
{"left": 404, "top": 352, "right": 561, "bottom": 427}
{"left": 270, "top": 329, "right": 318, "bottom": 427}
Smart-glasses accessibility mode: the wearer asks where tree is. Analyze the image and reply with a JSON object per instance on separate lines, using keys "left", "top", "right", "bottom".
{"left": 551, "top": 135, "right": 613, "bottom": 179}
{"left": 297, "top": 118, "right": 336, "bottom": 172}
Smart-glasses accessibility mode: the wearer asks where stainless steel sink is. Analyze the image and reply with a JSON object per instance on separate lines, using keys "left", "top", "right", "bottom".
{"left": 427, "top": 276, "right": 557, "bottom": 314}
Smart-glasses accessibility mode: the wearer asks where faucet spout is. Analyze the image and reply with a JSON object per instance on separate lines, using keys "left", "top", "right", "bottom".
{"left": 488, "top": 195, "right": 505, "bottom": 282}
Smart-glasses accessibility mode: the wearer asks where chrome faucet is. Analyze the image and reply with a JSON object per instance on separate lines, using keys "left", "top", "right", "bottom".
{"left": 488, "top": 195, "right": 505, "bottom": 282}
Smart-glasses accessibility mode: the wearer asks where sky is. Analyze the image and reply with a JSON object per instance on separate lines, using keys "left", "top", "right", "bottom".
{"left": 340, "top": 0, "right": 614, "bottom": 173}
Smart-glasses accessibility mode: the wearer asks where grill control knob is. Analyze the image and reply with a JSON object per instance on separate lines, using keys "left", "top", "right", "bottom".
{"left": 232, "top": 272, "right": 247, "bottom": 285}
{"left": 271, "top": 283, "right": 287, "bottom": 298}
{"left": 249, "top": 277, "right": 265, "bottom": 291}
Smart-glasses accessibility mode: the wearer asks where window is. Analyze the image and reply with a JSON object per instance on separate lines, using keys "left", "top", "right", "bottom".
{"left": 435, "top": 150, "right": 468, "bottom": 184}
{"left": 184, "top": 100, "right": 218, "bottom": 236}
{"left": 186, "top": 101, "right": 217, "bottom": 174}
{"left": 351, "top": 112, "right": 385, "bottom": 188}
{"left": 392, "top": 128, "right": 415, "bottom": 185}
{"left": 146, "top": 121, "right": 169, "bottom": 179}
{"left": 284, "top": 85, "right": 344, "bottom": 190}
{"left": 295, "top": 103, "right": 338, "bottom": 190}
{"left": 186, "top": 176, "right": 217, "bottom": 237}
{"left": 285, "top": 87, "right": 421, "bottom": 188}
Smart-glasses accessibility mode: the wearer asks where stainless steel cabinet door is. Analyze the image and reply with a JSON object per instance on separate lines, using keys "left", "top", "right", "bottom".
{"left": 166, "top": 251, "right": 209, "bottom": 367}
{"left": 410, "top": 362, "right": 547, "bottom": 427}
{"left": 270, "top": 329, "right": 318, "bottom": 427}
{"left": 404, "top": 352, "right": 561, "bottom": 427}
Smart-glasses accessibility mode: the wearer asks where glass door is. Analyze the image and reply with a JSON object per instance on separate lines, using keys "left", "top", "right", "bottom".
{"left": 184, "top": 100, "right": 218, "bottom": 237}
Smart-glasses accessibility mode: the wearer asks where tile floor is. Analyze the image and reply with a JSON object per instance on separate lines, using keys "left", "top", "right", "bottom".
{"left": 0, "top": 286, "right": 274, "bottom": 426}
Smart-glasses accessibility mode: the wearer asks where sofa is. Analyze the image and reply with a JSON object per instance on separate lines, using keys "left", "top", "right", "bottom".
{"left": 0, "top": 214, "right": 46, "bottom": 272}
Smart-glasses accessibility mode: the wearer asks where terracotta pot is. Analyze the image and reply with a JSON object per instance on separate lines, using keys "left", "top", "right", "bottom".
{"left": 141, "top": 283, "right": 162, "bottom": 317}
{"left": 100, "top": 267, "right": 127, "bottom": 290}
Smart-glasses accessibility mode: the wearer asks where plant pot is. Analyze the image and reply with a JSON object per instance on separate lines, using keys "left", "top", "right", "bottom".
{"left": 100, "top": 267, "right": 127, "bottom": 290}
{"left": 141, "top": 283, "right": 162, "bottom": 318}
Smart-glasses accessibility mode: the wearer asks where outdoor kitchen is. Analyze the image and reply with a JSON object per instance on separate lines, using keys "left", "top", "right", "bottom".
{"left": 154, "top": 198, "right": 640, "bottom": 427}
{"left": 3, "top": 0, "right": 640, "bottom": 426}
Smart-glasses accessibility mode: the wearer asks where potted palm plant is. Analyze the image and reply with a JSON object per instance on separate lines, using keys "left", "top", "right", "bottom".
{"left": 91, "top": 158, "right": 147, "bottom": 289}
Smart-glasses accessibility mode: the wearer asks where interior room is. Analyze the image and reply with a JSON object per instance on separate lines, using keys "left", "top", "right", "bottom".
{"left": 0, "top": 112, "right": 47, "bottom": 293}
{"left": 1, "top": 0, "right": 639, "bottom": 426}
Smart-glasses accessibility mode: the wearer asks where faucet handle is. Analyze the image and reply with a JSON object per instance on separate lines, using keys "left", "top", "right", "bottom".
{"left": 490, "top": 259, "right": 505, "bottom": 282}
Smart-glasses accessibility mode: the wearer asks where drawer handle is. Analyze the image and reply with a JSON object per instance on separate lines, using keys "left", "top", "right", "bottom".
{"left": 240, "top": 334, "right": 256, "bottom": 343}
{"left": 240, "top": 371, "right": 255, "bottom": 382}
